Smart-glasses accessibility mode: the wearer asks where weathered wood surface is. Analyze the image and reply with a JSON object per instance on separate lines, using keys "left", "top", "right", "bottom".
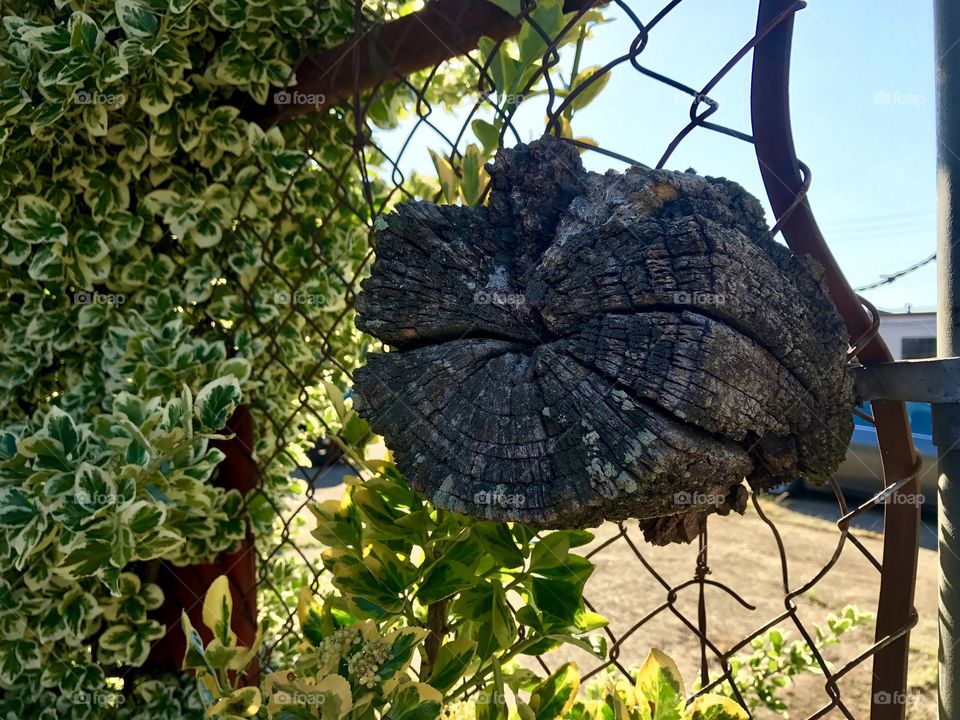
{"left": 353, "top": 137, "right": 854, "bottom": 543}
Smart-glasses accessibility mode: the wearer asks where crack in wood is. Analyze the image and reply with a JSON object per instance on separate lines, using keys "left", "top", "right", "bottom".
{"left": 353, "top": 136, "right": 854, "bottom": 544}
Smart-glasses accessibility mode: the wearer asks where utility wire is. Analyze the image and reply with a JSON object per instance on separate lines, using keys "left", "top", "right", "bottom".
{"left": 855, "top": 252, "right": 937, "bottom": 292}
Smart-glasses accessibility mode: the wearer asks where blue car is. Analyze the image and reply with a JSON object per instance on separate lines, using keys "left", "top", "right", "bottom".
{"left": 788, "top": 402, "right": 937, "bottom": 511}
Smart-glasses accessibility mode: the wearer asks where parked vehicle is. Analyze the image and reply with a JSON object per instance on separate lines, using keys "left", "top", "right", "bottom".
{"left": 787, "top": 402, "right": 937, "bottom": 512}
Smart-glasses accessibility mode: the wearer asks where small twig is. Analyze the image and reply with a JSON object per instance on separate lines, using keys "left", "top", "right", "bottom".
{"left": 420, "top": 598, "right": 449, "bottom": 680}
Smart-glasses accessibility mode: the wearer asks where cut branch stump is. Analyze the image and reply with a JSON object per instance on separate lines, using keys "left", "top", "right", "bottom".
{"left": 353, "top": 137, "right": 854, "bottom": 544}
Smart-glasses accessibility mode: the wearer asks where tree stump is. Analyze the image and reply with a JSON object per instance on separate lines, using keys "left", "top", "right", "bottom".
{"left": 352, "top": 137, "right": 854, "bottom": 544}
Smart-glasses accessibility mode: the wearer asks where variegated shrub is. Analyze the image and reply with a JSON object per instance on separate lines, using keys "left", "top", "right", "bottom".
{"left": 0, "top": 0, "right": 416, "bottom": 716}
{"left": 0, "top": 0, "right": 616, "bottom": 716}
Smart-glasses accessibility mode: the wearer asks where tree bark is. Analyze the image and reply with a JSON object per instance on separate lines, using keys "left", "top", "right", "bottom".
{"left": 353, "top": 137, "right": 854, "bottom": 543}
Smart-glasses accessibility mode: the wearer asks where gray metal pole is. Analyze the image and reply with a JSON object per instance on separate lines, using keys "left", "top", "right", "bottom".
{"left": 936, "top": 0, "right": 960, "bottom": 716}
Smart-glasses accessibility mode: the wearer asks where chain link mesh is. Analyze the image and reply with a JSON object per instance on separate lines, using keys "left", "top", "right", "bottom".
{"left": 232, "top": 2, "right": 921, "bottom": 716}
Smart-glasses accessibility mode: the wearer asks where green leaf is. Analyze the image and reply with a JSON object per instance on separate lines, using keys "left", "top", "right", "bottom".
{"left": 44, "top": 406, "right": 79, "bottom": 455}
{"left": 683, "top": 695, "right": 748, "bottom": 720}
{"left": 568, "top": 66, "right": 611, "bottom": 112}
{"left": 518, "top": 0, "right": 565, "bottom": 65}
{"left": 204, "top": 106, "right": 246, "bottom": 154}
{"left": 0, "top": 489, "right": 39, "bottom": 528}
{"left": 340, "top": 412, "right": 370, "bottom": 448}
{"left": 573, "top": 608, "right": 608, "bottom": 632}
{"left": 429, "top": 150, "right": 459, "bottom": 204}
{"left": 478, "top": 657, "right": 508, "bottom": 720}
{"left": 187, "top": 216, "right": 223, "bottom": 248}
{"left": 529, "top": 663, "right": 580, "bottom": 720}
{"left": 478, "top": 36, "right": 519, "bottom": 96}
{"left": 491, "top": 584, "right": 516, "bottom": 649}
{"left": 209, "top": 0, "right": 248, "bottom": 28}
{"left": 69, "top": 12, "right": 104, "bottom": 53}
{"left": 208, "top": 686, "right": 262, "bottom": 717}
{"left": 29, "top": 246, "right": 64, "bottom": 281}
{"left": 635, "top": 649, "right": 684, "bottom": 720}
{"left": 29, "top": 99, "right": 67, "bottom": 129}
{"left": 194, "top": 375, "right": 241, "bottom": 431}
{"left": 426, "top": 638, "right": 476, "bottom": 691}
{"left": 473, "top": 522, "right": 524, "bottom": 568}
{"left": 139, "top": 81, "right": 174, "bottom": 115}
{"left": 544, "top": 633, "right": 604, "bottom": 659}
{"left": 39, "top": 54, "right": 97, "bottom": 86}
{"left": 375, "top": 627, "right": 429, "bottom": 687}
{"left": 21, "top": 25, "right": 72, "bottom": 55}
{"left": 100, "top": 620, "right": 165, "bottom": 666}
{"left": 82, "top": 169, "right": 129, "bottom": 219}
{"left": 387, "top": 682, "right": 442, "bottom": 720}
{"left": 38, "top": 605, "right": 68, "bottom": 644}
{"left": 75, "top": 464, "right": 118, "bottom": 509}
{"left": 124, "top": 501, "right": 165, "bottom": 534}
{"left": 2, "top": 195, "right": 67, "bottom": 245}
{"left": 530, "top": 576, "right": 588, "bottom": 626}
{"left": 517, "top": 701, "right": 537, "bottom": 720}
{"left": 0, "top": 237, "right": 31, "bottom": 264}
{"left": 0, "top": 640, "right": 40, "bottom": 683}
{"left": 529, "top": 533, "right": 570, "bottom": 571}
{"left": 99, "top": 51, "right": 129, "bottom": 83}
{"left": 83, "top": 102, "right": 109, "bottom": 137}
{"left": 416, "top": 558, "right": 476, "bottom": 605}
{"left": 0, "top": 431, "right": 19, "bottom": 461}
{"left": 202, "top": 575, "right": 236, "bottom": 646}
{"left": 274, "top": 675, "right": 353, "bottom": 718}
{"left": 472, "top": 118, "right": 501, "bottom": 152}
{"left": 322, "top": 379, "right": 347, "bottom": 420}
{"left": 18, "top": 434, "right": 70, "bottom": 470}
{"left": 116, "top": 0, "right": 159, "bottom": 38}
{"left": 181, "top": 612, "right": 215, "bottom": 673}
{"left": 120, "top": 260, "right": 149, "bottom": 286}
{"left": 460, "top": 144, "right": 489, "bottom": 207}
{"left": 59, "top": 589, "right": 101, "bottom": 637}
{"left": 295, "top": 588, "right": 327, "bottom": 646}
{"left": 164, "top": 197, "right": 202, "bottom": 237}
{"left": 350, "top": 486, "right": 406, "bottom": 538}
{"left": 104, "top": 210, "right": 144, "bottom": 249}
{"left": 75, "top": 230, "right": 110, "bottom": 262}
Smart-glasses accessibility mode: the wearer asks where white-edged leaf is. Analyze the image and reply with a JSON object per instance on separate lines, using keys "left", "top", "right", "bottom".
{"left": 116, "top": 0, "right": 159, "bottom": 38}
{"left": 194, "top": 375, "right": 241, "bottom": 431}
{"left": 68, "top": 12, "right": 103, "bottom": 52}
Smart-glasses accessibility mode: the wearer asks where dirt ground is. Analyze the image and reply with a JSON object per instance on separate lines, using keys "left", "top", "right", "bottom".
{"left": 531, "top": 497, "right": 938, "bottom": 719}
{"left": 305, "top": 485, "right": 938, "bottom": 719}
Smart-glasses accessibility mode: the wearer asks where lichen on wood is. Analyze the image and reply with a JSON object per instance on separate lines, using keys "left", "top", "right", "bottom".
{"left": 352, "top": 136, "right": 854, "bottom": 544}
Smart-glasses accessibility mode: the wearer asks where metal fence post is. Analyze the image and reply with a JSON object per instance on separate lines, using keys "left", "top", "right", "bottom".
{"left": 936, "top": 0, "right": 960, "bottom": 716}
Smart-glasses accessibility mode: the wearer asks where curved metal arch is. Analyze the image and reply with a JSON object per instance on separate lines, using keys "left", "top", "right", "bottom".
{"left": 750, "top": 3, "right": 921, "bottom": 718}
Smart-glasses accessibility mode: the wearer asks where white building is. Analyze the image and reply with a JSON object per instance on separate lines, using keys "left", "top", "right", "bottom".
{"left": 878, "top": 310, "right": 936, "bottom": 360}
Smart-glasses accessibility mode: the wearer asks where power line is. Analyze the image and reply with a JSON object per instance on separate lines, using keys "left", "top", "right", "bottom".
{"left": 855, "top": 252, "right": 937, "bottom": 292}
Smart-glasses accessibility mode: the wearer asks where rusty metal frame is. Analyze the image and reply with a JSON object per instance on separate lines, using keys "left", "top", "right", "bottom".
{"left": 245, "top": 0, "right": 603, "bottom": 128}
{"left": 751, "top": 2, "right": 921, "bottom": 717}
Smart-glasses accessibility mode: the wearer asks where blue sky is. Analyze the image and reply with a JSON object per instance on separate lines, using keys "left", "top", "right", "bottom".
{"left": 378, "top": 1, "right": 937, "bottom": 311}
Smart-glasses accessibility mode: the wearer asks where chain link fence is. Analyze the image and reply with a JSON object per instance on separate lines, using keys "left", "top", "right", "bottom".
{"left": 220, "top": 1, "right": 924, "bottom": 716}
